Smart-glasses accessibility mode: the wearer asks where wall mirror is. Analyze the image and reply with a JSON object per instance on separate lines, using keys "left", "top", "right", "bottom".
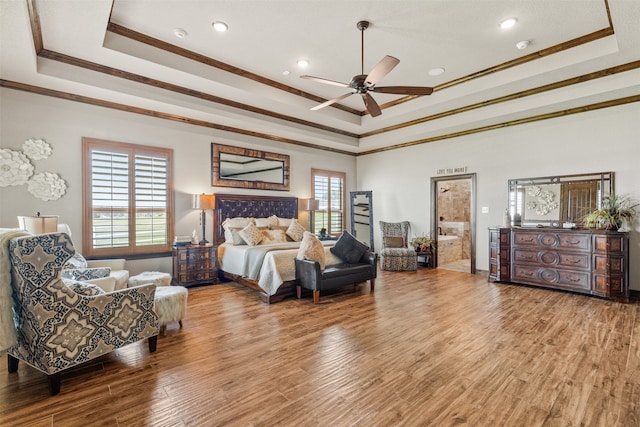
{"left": 350, "top": 191, "right": 374, "bottom": 251}
{"left": 211, "top": 143, "right": 290, "bottom": 191}
{"left": 508, "top": 171, "right": 613, "bottom": 227}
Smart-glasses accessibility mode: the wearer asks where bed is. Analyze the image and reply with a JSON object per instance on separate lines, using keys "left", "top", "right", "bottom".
{"left": 213, "top": 193, "right": 338, "bottom": 303}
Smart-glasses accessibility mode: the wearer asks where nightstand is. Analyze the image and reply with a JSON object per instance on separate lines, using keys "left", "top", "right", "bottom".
{"left": 172, "top": 244, "right": 218, "bottom": 287}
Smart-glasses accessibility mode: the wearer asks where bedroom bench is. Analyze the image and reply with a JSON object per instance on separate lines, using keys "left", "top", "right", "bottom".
{"left": 294, "top": 251, "right": 377, "bottom": 304}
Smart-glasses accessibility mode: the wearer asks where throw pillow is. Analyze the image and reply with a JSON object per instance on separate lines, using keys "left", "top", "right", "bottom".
{"left": 261, "top": 229, "right": 288, "bottom": 244}
{"left": 222, "top": 217, "right": 253, "bottom": 244}
{"left": 229, "top": 227, "right": 247, "bottom": 245}
{"left": 330, "top": 230, "right": 369, "bottom": 264}
{"left": 61, "top": 267, "right": 112, "bottom": 281}
{"left": 239, "top": 221, "right": 263, "bottom": 246}
{"left": 383, "top": 236, "right": 405, "bottom": 248}
{"left": 63, "top": 280, "right": 106, "bottom": 296}
{"left": 297, "top": 231, "right": 326, "bottom": 269}
{"left": 255, "top": 216, "right": 278, "bottom": 229}
{"left": 286, "top": 218, "right": 305, "bottom": 242}
{"left": 63, "top": 251, "right": 88, "bottom": 269}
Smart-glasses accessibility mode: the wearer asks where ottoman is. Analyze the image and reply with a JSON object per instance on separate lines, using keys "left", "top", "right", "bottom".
{"left": 154, "top": 286, "right": 188, "bottom": 335}
{"left": 128, "top": 271, "right": 172, "bottom": 288}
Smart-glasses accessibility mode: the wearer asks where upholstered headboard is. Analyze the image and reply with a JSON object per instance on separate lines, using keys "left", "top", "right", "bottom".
{"left": 213, "top": 193, "right": 298, "bottom": 245}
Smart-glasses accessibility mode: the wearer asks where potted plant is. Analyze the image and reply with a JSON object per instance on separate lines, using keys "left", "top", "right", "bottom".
{"left": 411, "top": 235, "right": 434, "bottom": 252}
{"left": 582, "top": 193, "right": 639, "bottom": 230}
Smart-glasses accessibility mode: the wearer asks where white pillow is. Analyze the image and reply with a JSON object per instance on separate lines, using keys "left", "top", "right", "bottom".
{"left": 286, "top": 218, "right": 306, "bottom": 242}
{"left": 276, "top": 216, "right": 293, "bottom": 227}
{"left": 239, "top": 221, "right": 263, "bottom": 246}
{"left": 296, "top": 231, "right": 326, "bottom": 269}
{"left": 255, "top": 217, "right": 278, "bottom": 228}
{"left": 222, "top": 217, "right": 253, "bottom": 244}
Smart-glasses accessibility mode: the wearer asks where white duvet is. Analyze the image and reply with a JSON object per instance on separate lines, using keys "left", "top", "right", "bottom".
{"left": 218, "top": 240, "right": 340, "bottom": 296}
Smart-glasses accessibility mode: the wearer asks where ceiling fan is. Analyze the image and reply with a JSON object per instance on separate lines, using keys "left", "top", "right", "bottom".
{"left": 301, "top": 20, "right": 434, "bottom": 117}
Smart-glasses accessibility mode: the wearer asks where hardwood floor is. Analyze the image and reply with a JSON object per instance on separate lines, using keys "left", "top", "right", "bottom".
{"left": 2, "top": 268, "right": 640, "bottom": 426}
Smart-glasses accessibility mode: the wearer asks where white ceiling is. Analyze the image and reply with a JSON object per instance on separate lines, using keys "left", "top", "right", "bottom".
{"left": 1, "top": 0, "right": 639, "bottom": 154}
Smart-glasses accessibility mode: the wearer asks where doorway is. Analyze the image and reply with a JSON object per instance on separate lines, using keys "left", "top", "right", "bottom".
{"left": 430, "top": 174, "right": 476, "bottom": 273}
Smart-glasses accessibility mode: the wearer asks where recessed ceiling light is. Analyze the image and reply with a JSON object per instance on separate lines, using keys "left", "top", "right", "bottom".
{"left": 516, "top": 40, "right": 530, "bottom": 50}
{"left": 212, "top": 21, "right": 228, "bottom": 32}
{"left": 297, "top": 59, "right": 309, "bottom": 68}
{"left": 282, "top": 70, "right": 291, "bottom": 76}
{"left": 428, "top": 67, "right": 445, "bottom": 76}
{"left": 500, "top": 17, "right": 517, "bottom": 29}
{"left": 173, "top": 28, "right": 187, "bottom": 38}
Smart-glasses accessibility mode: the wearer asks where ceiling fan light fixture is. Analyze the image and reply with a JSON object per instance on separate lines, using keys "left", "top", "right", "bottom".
{"left": 212, "top": 21, "right": 228, "bottom": 32}
{"left": 500, "top": 17, "right": 517, "bottom": 29}
{"left": 428, "top": 67, "right": 445, "bottom": 76}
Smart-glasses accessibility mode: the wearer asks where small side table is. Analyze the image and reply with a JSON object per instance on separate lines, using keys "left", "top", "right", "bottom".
{"left": 416, "top": 248, "right": 433, "bottom": 268}
{"left": 172, "top": 244, "right": 218, "bottom": 287}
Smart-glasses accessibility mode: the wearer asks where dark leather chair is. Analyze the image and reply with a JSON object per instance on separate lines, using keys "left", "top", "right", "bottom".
{"left": 295, "top": 251, "right": 377, "bottom": 304}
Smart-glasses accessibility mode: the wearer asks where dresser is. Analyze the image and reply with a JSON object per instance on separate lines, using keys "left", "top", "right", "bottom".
{"left": 488, "top": 227, "right": 629, "bottom": 302}
{"left": 172, "top": 244, "right": 218, "bottom": 287}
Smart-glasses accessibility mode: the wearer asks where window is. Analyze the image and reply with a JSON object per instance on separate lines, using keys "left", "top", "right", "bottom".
{"left": 82, "top": 138, "right": 174, "bottom": 258}
{"left": 311, "top": 168, "right": 346, "bottom": 236}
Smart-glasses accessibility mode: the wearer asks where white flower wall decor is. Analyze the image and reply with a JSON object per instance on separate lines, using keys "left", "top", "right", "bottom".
{"left": 1, "top": 138, "right": 68, "bottom": 200}
{"left": 27, "top": 172, "right": 67, "bottom": 201}
{"left": 0, "top": 148, "right": 34, "bottom": 186}
{"left": 22, "top": 138, "right": 53, "bottom": 160}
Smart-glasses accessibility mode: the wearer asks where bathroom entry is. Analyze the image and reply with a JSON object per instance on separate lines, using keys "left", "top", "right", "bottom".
{"left": 430, "top": 174, "right": 476, "bottom": 273}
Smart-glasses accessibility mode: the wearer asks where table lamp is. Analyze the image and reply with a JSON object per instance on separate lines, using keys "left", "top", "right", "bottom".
{"left": 17, "top": 212, "right": 59, "bottom": 234}
{"left": 192, "top": 193, "right": 215, "bottom": 245}
{"left": 301, "top": 198, "right": 320, "bottom": 234}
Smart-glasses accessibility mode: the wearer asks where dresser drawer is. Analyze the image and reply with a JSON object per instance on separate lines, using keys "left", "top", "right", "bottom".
{"left": 592, "top": 254, "right": 624, "bottom": 273}
{"left": 593, "top": 234, "right": 625, "bottom": 253}
{"left": 512, "top": 265, "right": 590, "bottom": 290}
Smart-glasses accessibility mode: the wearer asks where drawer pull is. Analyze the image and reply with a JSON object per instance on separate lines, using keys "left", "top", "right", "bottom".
{"left": 565, "top": 240, "right": 580, "bottom": 245}
{"left": 568, "top": 277, "right": 582, "bottom": 283}
{"left": 521, "top": 238, "right": 535, "bottom": 242}
{"left": 522, "top": 271, "right": 534, "bottom": 277}
{"left": 567, "top": 259, "right": 581, "bottom": 264}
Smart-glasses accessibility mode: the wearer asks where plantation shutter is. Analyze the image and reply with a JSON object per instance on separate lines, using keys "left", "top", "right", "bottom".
{"left": 83, "top": 138, "right": 173, "bottom": 258}
{"left": 312, "top": 169, "right": 345, "bottom": 236}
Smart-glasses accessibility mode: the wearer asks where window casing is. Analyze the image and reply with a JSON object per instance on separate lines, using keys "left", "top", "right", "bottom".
{"left": 311, "top": 168, "right": 346, "bottom": 236}
{"left": 82, "top": 138, "right": 174, "bottom": 258}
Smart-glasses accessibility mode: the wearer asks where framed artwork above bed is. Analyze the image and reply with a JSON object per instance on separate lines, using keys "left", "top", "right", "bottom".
{"left": 211, "top": 143, "right": 290, "bottom": 191}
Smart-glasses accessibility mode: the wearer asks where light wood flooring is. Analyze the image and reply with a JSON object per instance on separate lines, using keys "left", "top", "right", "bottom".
{"left": 2, "top": 268, "right": 640, "bottom": 426}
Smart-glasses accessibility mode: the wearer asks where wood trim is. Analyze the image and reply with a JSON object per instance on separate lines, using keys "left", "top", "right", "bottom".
{"left": 36, "top": 49, "right": 359, "bottom": 140}
{"left": 25, "top": 0, "right": 43, "bottom": 54}
{"left": 212, "top": 143, "right": 290, "bottom": 191}
{"left": 0, "top": 79, "right": 355, "bottom": 156}
{"left": 107, "top": 22, "right": 362, "bottom": 117}
{"left": 360, "top": 60, "right": 640, "bottom": 138}
{"left": 357, "top": 94, "right": 640, "bottom": 156}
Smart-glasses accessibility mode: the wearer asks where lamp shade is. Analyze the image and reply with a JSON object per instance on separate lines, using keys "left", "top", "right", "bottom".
{"left": 192, "top": 193, "right": 215, "bottom": 210}
{"left": 17, "top": 215, "right": 59, "bottom": 234}
{"left": 301, "top": 198, "right": 319, "bottom": 211}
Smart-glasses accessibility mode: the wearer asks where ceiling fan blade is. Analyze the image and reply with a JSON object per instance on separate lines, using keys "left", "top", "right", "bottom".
{"left": 311, "top": 92, "right": 354, "bottom": 111}
{"left": 362, "top": 93, "right": 382, "bottom": 117}
{"left": 300, "top": 75, "right": 350, "bottom": 88}
{"left": 365, "top": 55, "right": 400, "bottom": 86}
{"left": 373, "top": 86, "right": 434, "bottom": 95}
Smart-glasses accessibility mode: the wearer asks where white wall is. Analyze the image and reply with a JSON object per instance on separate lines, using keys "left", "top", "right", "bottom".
{"left": 0, "top": 89, "right": 356, "bottom": 274}
{"left": 358, "top": 102, "right": 640, "bottom": 289}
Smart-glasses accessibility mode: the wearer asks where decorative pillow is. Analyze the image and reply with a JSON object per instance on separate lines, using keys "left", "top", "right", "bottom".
{"left": 228, "top": 227, "right": 247, "bottom": 245}
{"left": 384, "top": 236, "right": 405, "bottom": 248}
{"left": 239, "top": 221, "right": 263, "bottom": 246}
{"left": 255, "top": 216, "right": 278, "bottom": 229}
{"left": 63, "top": 251, "right": 88, "bottom": 269}
{"left": 62, "top": 267, "right": 112, "bottom": 281}
{"left": 63, "top": 280, "right": 106, "bottom": 296}
{"left": 261, "top": 229, "right": 288, "bottom": 244}
{"left": 297, "top": 231, "right": 326, "bottom": 269}
{"left": 275, "top": 216, "right": 293, "bottom": 227}
{"left": 223, "top": 217, "right": 254, "bottom": 244}
{"left": 330, "top": 230, "right": 369, "bottom": 264}
{"left": 286, "top": 218, "right": 306, "bottom": 242}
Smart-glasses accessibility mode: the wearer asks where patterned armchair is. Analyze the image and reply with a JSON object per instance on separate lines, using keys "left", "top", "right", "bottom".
{"left": 379, "top": 221, "right": 418, "bottom": 271}
{"left": 7, "top": 232, "right": 158, "bottom": 395}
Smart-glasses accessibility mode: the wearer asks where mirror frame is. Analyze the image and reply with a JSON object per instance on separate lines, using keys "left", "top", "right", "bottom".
{"left": 350, "top": 191, "right": 374, "bottom": 252}
{"left": 508, "top": 171, "right": 614, "bottom": 227}
{"left": 211, "top": 143, "right": 290, "bottom": 191}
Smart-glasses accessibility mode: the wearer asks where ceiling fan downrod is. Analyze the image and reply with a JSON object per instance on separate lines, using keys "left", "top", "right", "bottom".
{"left": 357, "top": 20, "right": 369, "bottom": 76}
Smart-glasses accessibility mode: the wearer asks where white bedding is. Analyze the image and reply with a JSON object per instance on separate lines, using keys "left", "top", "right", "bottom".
{"left": 219, "top": 240, "right": 340, "bottom": 296}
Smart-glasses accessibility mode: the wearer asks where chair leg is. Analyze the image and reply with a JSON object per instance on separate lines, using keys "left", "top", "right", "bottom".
{"left": 48, "top": 373, "right": 61, "bottom": 396}
{"left": 8, "top": 354, "right": 18, "bottom": 373}
{"left": 313, "top": 290, "right": 320, "bottom": 304}
{"left": 148, "top": 335, "right": 158, "bottom": 353}
{"left": 370, "top": 278, "right": 375, "bottom": 292}
{"left": 296, "top": 285, "right": 302, "bottom": 299}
